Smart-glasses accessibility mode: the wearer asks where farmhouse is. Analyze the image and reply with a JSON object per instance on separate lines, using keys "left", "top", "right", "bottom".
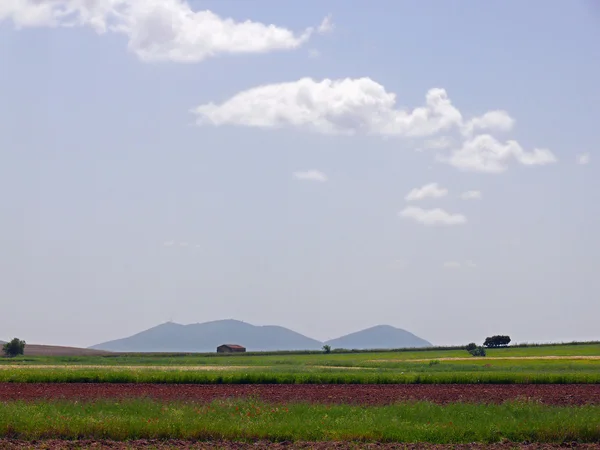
{"left": 217, "top": 344, "right": 246, "bottom": 353}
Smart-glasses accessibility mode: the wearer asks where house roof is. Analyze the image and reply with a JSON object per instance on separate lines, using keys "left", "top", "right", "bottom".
{"left": 220, "top": 344, "right": 245, "bottom": 349}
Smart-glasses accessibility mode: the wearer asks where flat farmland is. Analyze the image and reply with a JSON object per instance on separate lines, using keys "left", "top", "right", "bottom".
{"left": 1, "top": 343, "right": 600, "bottom": 384}
{"left": 1, "top": 343, "right": 600, "bottom": 447}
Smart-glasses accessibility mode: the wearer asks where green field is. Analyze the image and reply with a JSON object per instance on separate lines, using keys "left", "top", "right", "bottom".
{"left": 1, "top": 399, "right": 599, "bottom": 443}
{"left": 1, "top": 343, "right": 599, "bottom": 384}
{"left": 3, "top": 343, "right": 600, "bottom": 445}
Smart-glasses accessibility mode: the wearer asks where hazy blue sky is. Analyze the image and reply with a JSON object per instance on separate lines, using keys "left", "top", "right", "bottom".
{"left": 1, "top": 0, "right": 598, "bottom": 347}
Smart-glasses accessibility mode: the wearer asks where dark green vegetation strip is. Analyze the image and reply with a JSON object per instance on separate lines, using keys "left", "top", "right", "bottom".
{"left": 1, "top": 368, "right": 600, "bottom": 384}
{"left": 1, "top": 399, "right": 599, "bottom": 444}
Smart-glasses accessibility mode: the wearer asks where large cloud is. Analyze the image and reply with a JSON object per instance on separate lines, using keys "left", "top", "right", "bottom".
{"left": 193, "top": 77, "right": 557, "bottom": 173}
{"left": 0, "top": 0, "right": 322, "bottom": 62}
{"left": 193, "top": 78, "right": 464, "bottom": 137}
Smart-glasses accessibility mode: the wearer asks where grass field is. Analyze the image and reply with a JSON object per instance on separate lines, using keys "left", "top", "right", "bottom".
{"left": 2, "top": 342, "right": 600, "bottom": 446}
{"left": 5, "top": 343, "right": 600, "bottom": 367}
{"left": 1, "top": 399, "right": 599, "bottom": 444}
{"left": 1, "top": 343, "right": 599, "bottom": 384}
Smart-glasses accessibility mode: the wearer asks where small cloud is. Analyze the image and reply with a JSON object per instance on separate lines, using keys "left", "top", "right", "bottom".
{"left": 163, "top": 240, "right": 175, "bottom": 247}
{"left": 439, "top": 134, "right": 557, "bottom": 173}
{"left": 318, "top": 15, "right": 334, "bottom": 34}
{"left": 308, "top": 49, "right": 321, "bottom": 58}
{"left": 465, "top": 260, "right": 477, "bottom": 268}
{"left": 399, "top": 207, "right": 466, "bottom": 226}
{"left": 577, "top": 153, "right": 591, "bottom": 165}
{"left": 293, "top": 170, "right": 328, "bottom": 182}
{"left": 461, "top": 190, "right": 482, "bottom": 200}
{"left": 461, "top": 110, "right": 515, "bottom": 137}
{"left": 405, "top": 183, "right": 448, "bottom": 201}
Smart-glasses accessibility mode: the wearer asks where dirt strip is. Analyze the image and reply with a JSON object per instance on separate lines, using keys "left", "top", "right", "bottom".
{"left": 1, "top": 383, "right": 600, "bottom": 406}
{"left": 0, "top": 440, "right": 597, "bottom": 449}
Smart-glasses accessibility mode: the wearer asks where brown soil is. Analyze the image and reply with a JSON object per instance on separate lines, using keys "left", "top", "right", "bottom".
{"left": 22, "top": 345, "right": 112, "bottom": 357}
{"left": 0, "top": 440, "right": 597, "bottom": 449}
{"left": 1, "top": 383, "right": 599, "bottom": 406}
{"left": 0, "top": 365, "right": 250, "bottom": 371}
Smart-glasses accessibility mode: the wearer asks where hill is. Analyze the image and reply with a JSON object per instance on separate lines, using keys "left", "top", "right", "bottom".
{"left": 325, "top": 325, "right": 432, "bottom": 350}
{"left": 90, "top": 320, "right": 324, "bottom": 352}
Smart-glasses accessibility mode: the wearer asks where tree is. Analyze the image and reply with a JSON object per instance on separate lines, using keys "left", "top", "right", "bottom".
{"left": 2, "top": 338, "right": 25, "bottom": 357}
{"left": 465, "top": 343, "right": 477, "bottom": 352}
{"left": 483, "top": 335, "right": 511, "bottom": 348}
{"left": 322, "top": 345, "right": 331, "bottom": 354}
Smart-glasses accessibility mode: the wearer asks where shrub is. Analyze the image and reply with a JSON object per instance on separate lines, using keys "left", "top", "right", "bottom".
{"left": 465, "top": 342, "right": 477, "bottom": 352}
{"left": 322, "top": 345, "right": 331, "bottom": 354}
{"left": 3, "top": 338, "right": 26, "bottom": 357}
{"left": 429, "top": 359, "right": 440, "bottom": 366}
{"left": 468, "top": 346, "right": 486, "bottom": 357}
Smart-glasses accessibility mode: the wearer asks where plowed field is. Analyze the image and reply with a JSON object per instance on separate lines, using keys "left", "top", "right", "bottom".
{"left": 1, "top": 383, "right": 599, "bottom": 405}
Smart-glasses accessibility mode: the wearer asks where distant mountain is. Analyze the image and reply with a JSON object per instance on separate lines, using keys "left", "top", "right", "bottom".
{"left": 325, "top": 325, "right": 432, "bottom": 350}
{"left": 90, "top": 320, "right": 324, "bottom": 352}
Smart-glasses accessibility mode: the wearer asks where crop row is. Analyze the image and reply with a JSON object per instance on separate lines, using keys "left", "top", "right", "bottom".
{"left": 1, "top": 368, "right": 600, "bottom": 384}
{"left": 1, "top": 399, "right": 599, "bottom": 443}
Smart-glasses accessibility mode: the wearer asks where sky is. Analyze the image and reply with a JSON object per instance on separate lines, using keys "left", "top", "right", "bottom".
{"left": 0, "top": 0, "right": 599, "bottom": 348}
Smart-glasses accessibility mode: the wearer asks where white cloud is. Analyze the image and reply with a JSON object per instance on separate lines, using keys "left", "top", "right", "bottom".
{"left": 0, "top": 0, "right": 319, "bottom": 62}
{"left": 293, "top": 170, "right": 328, "bottom": 182}
{"left": 398, "top": 207, "right": 466, "bottom": 226}
{"left": 405, "top": 183, "right": 448, "bottom": 201}
{"left": 317, "top": 15, "right": 334, "bottom": 34}
{"left": 193, "top": 78, "right": 463, "bottom": 137}
{"left": 440, "top": 134, "right": 557, "bottom": 173}
{"left": 192, "top": 76, "right": 555, "bottom": 173}
{"left": 462, "top": 110, "right": 515, "bottom": 136}
{"left": 163, "top": 240, "right": 175, "bottom": 246}
{"left": 577, "top": 153, "right": 591, "bottom": 165}
{"left": 461, "top": 190, "right": 482, "bottom": 200}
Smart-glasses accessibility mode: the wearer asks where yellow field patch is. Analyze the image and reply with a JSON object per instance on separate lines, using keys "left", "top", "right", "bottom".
{"left": 369, "top": 356, "right": 600, "bottom": 363}
{"left": 308, "top": 365, "right": 369, "bottom": 370}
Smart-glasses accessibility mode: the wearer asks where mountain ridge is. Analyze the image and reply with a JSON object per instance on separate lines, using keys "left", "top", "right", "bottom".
{"left": 90, "top": 320, "right": 432, "bottom": 352}
{"left": 325, "top": 325, "right": 432, "bottom": 350}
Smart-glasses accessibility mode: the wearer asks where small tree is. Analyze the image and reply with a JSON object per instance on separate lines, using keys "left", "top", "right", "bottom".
{"left": 465, "top": 342, "right": 477, "bottom": 352}
{"left": 468, "top": 346, "right": 486, "bottom": 357}
{"left": 2, "top": 338, "right": 25, "bottom": 357}
{"left": 483, "top": 335, "right": 511, "bottom": 348}
{"left": 322, "top": 345, "right": 331, "bottom": 354}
